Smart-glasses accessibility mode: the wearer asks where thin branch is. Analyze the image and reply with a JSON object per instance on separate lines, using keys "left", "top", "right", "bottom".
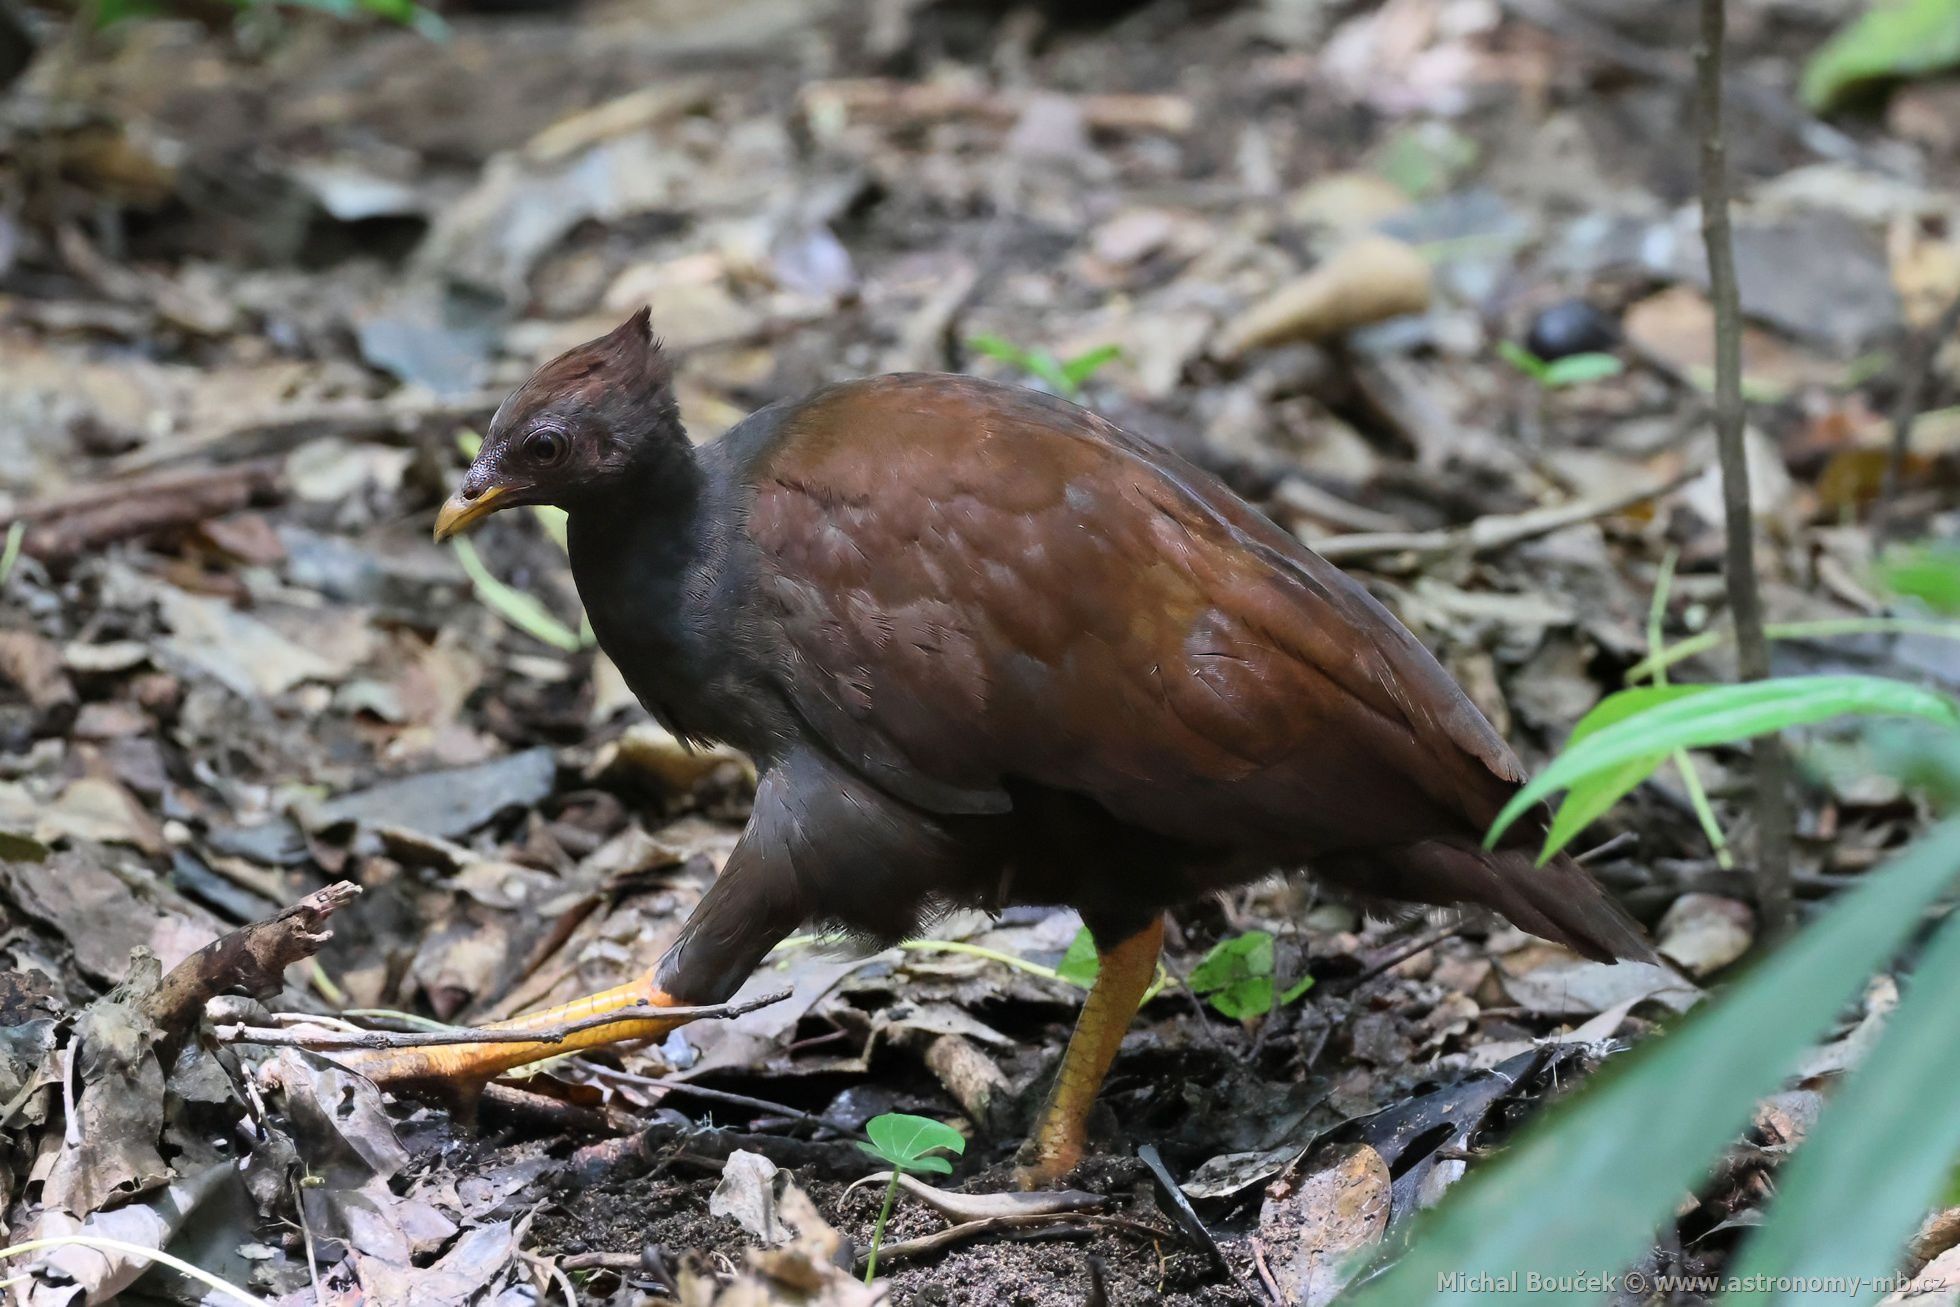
{"left": 1574, "top": 831, "right": 1639, "bottom": 865}
{"left": 214, "top": 990, "right": 790, "bottom": 1051}
{"left": 1697, "top": 0, "right": 1795, "bottom": 940}
{"left": 1343, "top": 922, "right": 1475, "bottom": 989}
{"left": 578, "top": 1062, "right": 849, "bottom": 1137}
{"left": 1308, "top": 468, "right": 1695, "bottom": 565}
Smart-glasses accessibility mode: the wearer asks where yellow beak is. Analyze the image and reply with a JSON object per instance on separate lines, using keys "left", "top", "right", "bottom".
{"left": 433, "top": 484, "right": 513, "bottom": 542}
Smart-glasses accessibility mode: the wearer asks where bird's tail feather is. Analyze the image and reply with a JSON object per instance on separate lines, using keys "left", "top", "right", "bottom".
{"left": 1322, "top": 841, "right": 1657, "bottom": 965}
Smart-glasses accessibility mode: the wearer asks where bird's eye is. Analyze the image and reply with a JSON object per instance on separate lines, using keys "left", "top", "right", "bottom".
{"left": 526, "top": 428, "right": 568, "bottom": 467}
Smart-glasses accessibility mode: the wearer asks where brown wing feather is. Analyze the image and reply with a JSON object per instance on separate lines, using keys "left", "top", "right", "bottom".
{"left": 743, "top": 374, "right": 1540, "bottom": 861}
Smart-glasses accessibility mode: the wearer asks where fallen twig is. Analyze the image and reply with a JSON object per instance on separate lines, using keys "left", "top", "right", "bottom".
{"left": 213, "top": 989, "right": 791, "bottom": 1051}
{"left": 579, "top": 1062, "right": 847, "bottom": 1137}
{"left": 1343, "top": 922, "right": 1475, "bottom": 989}
{"left": 108, "top": 391, "right": 503, "bottom": 475}
{"left": 1308, "top": 467, "right": 1695, "bottom": 565}
{"left": 144, "top": 881, "right": 360, "bottom": 1063}
{"left": 842, "top": 1172, "right": 1105, "bottom": 1224}
{"left": 800, "top": 79, "right": 1194, "bottom": 136}
{"left": 3, "top": 461, "right": 282, "bottom": 564}
{"left": 1250, "top": 1235, "right": 1286, "bottom": 1306}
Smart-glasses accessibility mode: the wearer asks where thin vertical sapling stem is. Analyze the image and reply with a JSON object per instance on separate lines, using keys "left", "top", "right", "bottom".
{"left": 864, "top": 1169, "right": 905, "bottom": 1282}
{"left": 856, "top": 1113, "right": 965, "bottom": 1282}
{"left": 1647, "top": 549, "right": 1734, "bottom": 869}
{"left": 1696, "top": 0, "right": 1795, "bottom": 940}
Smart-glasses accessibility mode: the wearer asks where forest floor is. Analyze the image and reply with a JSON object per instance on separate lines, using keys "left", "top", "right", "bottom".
{"left": 1, "top": 0, "right": 1957, "bottom": 1303}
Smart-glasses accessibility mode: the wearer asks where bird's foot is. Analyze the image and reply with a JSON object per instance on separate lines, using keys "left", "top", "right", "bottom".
{"left": 337, "top": 968, "right": 692, "bottom": 1090}
{"left": 1013, "top": 1134, "right": 1085, "bottom": 1190}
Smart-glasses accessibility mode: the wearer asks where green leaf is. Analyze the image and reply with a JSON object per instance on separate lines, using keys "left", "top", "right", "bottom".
{"left": 862, "top": 1113, "right": 966, "bottom": 1174}
{"left": 1488, "top": 676, "right": 1960, "bottom": 847}
{"left": 1055, "top": 928, "right": 1101, "bottom": 988}
{"left": 0, "top": 830, "right": 49, "bottom": 862}
{"left": 450, "top": 538, "right": 589, "bottom": 653}
{"left": 1874, "top": 722, "right": 1960, "bottom": 810}
{"left": 965, "top": 333, "right": 1025, "bottom": 367}
{"left": 1540, "top": 758, "right": 1663, "bottom": 862}
{"left": 1724, "top": 904, "right": 1960, "bottom": 1301}
{"left": 1022, "top": 349, "right": 1074, "bottom": 397}
{"left": 1800, "top": 0, "right": 1960, "bottom": 112}
{"left": 1189, "top": 931, "right": 1274, "bottom": 993}
{"left": 1190, "top": 932, "right": 1277, "bottom": 1020}
{"left": 242, "top": 0, "right": 448, "bottom": 35}
{"left": 964, "top": 334, "right": 1085, "bottom": 397}
{"left": 1497, "top": 341, "right": 1551, "bottom": 383}
{"left": 0, "top": 520, "right": 24, "bottom": 589}
{"left": 1209, "top": 977, "right": 1274, "bottom": 1021}
{"left": 1539, "top": 352, "right": 1625, "bottom": 388}
{"left": 1539, "top": 686, "right": 1715, "bottom": 862}
{"left": 1570, "top": 685, "right": 1717, "bottom": 745}
{"left": 93, "top": 0, "right": 165, "bottom": 25}
{"left": 1060, "top": 345, "right": 1124, "bottom": 389}
{"left": 1372, "top": 121, "right": 1480, "bottom": 199}
{"left": 1878, "top": 543, "right": 1960, "bottom": 615}
{"left": 1349, "top": 820, "right": 1960, "bottom": 1307}
{"left": 1187, "top": 932, "right": 1313, "bottom": 1019}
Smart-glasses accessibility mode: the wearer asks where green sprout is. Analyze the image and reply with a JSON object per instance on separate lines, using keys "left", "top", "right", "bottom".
{"left": 94, "top": 0, "right": 446, "bottom": 38}
{"left": 0, "top": 521, "right": 23, "bottom": 590}
{"left": 1498, "top": 341, "right": 1625, "bottom": 389}
{"left": 967, "top": 335, "right": 1123, "bottom": 400}
{"left": 857, "top": 1113, "right": 966, "bottom": 1282}
{"left": 1187, "top": 930, "right": 1314, "bottom": 1020}
{"left": 1879, "top": 542, "right": 1960, "bottom": 615}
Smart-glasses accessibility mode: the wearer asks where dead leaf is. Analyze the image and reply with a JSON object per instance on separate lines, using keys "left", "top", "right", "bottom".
{"left": 1495, "top": 947, "right": 1700, "bottom": 1017}
{"left": 711, "top": 1150, "right": 794, "bottom": 1246}
{"left": 683, "top": 1182, "right": 879, "bottom": 1305}
{"left": 18, "top": 1163, "right": 230, "bottom": 1307}
{"left": 1656, "top": 894, "right": 1755, "bottom": 977}
{"left": 1258, "top": 1143, "right": 1392, "bottom": 1307}
{"left": 43, "top": 955, "right": 169, "bottom": 1217}
{"left": 1215, "top": 235, "right": 1432, "bottom": 357}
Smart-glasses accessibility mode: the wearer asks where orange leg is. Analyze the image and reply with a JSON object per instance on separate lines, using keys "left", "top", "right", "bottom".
{"left": 339, "top": 968, "right": 694, "bottom": 1088}
{"left": 1016, "top": 914, "right": 1164, "bottom": 1189}
{"left": 344, "top": 828, "right": 807, "bottom": 1091}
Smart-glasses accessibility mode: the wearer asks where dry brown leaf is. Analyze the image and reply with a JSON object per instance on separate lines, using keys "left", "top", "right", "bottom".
{"left": 1214, "top": 236, "right": 1432, "bottom": 358}
{"left": 1258, "top": 1142, "right": 1393, "bottom": 1307}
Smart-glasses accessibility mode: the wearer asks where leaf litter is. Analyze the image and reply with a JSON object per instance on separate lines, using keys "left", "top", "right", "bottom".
{"left": 0, "top": 0, "right": 1956, "bottom": 1302}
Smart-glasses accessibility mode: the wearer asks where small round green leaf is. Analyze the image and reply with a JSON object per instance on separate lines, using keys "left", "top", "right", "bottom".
{"left": 863, "top": 1113, "right": 966, "bottom": 1171}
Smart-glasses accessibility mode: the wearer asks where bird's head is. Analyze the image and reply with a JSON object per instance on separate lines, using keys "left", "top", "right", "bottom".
{"left": 434, "top": 307, "right": 681, "bottom": 540}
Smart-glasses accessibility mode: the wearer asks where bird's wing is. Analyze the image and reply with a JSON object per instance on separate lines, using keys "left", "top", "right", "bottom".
{"left": 743, "top": 374, "right": 1532, "bottom": 854}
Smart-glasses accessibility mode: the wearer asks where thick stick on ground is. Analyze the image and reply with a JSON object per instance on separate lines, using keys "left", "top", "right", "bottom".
{"left": 1017, "top": 915, "right": 1165, "bottom": 1189}
{"left": 143, "top": 880, "right": 360, "bottom": 1063}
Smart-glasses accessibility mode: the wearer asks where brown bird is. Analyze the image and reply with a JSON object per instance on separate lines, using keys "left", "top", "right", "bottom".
{"left": 375, "top": 308, "right": 1652, "bottom": 1185}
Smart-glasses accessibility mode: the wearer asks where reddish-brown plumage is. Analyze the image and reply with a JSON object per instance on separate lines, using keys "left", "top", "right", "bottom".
{"left": 412, "top": 311, "right": 1653, "bottom": 1181}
